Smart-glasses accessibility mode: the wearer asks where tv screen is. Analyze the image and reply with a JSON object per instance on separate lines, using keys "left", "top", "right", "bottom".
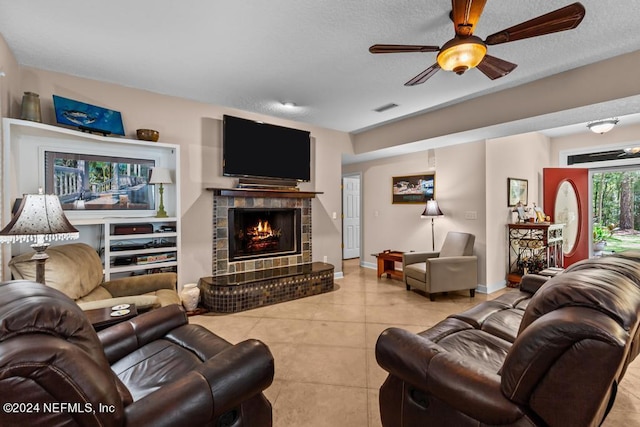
{"left": 223, "top": 115, "right": 311, "bottom": 182}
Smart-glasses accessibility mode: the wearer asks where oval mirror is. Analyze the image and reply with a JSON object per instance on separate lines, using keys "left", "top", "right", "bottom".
{"left": 554, "top": 180, "right": 579, "bottom": 254}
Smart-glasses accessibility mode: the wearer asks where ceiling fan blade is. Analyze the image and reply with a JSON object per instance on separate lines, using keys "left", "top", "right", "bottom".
{"left": 451, "top": 0, "right": 488, "bottom": 37}
{"left": 404, "top": 63, "right": 441, "bottom": 86}
{"left": 485, "top": 2, "right": 586, "bottom": 45}
{"left": 476, "top": 55, "right": 518, "bottom": 80}
{"left": 369, "top": 44, "right": 439, "bottom": 54}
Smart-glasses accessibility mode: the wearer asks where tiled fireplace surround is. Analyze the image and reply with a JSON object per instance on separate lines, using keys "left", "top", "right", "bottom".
{"left": 213, "top": 195, "right": 312, "bottom": 274}
{"left": 199, "top": 190, "right": 334, "bottom": 313}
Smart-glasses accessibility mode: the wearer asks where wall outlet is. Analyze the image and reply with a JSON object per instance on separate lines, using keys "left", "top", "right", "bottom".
{"left": 464, "top": 211, "right": 478, "bottom": 220}
{"left": 323, "top": 255, "right": 328, "bottom": 263}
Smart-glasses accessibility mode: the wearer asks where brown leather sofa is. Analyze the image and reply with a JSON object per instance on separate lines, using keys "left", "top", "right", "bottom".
{"left": 0, "top": 280, "right": 274, "bottom": 426}
{"left": 376, "top": 252, "right": 640, "bottom": 427}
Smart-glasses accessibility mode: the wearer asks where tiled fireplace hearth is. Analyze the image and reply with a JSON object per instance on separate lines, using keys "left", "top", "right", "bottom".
{"left": 200, "top": 188, "right": 334, "bottom": 313}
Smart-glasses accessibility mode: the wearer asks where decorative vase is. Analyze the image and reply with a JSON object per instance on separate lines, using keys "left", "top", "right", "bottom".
{"left": 20, "top": 92, "right": 42, "bottom": 122}
{"left": 180, "top": 283, "right": 200, "bottom": 311}
{"left": 593, "top": 241, "right": 606, "bottom": 252}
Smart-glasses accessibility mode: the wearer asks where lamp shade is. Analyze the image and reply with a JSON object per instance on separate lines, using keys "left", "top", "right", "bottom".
{"left": 0, "top": 193, "right": 79, "bottom": 244}
{"left": 421, "top": 200, "right": 444, "bottom": 218}
{"left": 149, "top": 167, "right": 173, "bottom": 184}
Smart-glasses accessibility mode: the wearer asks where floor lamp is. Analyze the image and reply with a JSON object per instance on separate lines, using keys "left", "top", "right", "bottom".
{"left": 0, "top": 190, "right": 79, "bottom": 284}
{"left": 421, "top": 200, "right": 444, "bottom": 251}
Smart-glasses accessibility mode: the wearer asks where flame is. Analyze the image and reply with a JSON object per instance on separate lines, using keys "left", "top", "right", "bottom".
{"left": 249, "top": 219, "right": 280, "bottom": 240}
{"left": 256, "top": 220, "right": 271, "bottom": 234}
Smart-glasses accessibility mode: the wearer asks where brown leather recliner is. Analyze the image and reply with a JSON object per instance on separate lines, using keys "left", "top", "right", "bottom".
{"left": 376, "top": 252, "right": 640, "bottom": 427}
{"left": 0, "top": 280, "right": 274, "bottom": 427}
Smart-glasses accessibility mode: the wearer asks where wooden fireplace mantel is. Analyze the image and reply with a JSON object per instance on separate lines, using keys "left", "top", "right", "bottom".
{"left": 207, "top": 187, "right": 322, "bottom": 199}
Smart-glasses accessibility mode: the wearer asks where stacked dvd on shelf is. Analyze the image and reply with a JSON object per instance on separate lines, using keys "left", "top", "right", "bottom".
{"left": 135, "top": 252, "right": 177, "bottom": 265}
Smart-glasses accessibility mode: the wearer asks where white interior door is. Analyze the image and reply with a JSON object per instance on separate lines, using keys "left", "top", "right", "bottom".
{"left": 342, "top": 175, "right": 360, "bottom": 259}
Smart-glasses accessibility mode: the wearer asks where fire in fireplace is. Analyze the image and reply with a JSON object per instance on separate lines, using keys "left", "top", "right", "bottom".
{"left": 228, "top": 208, "right": 301, "bottom": 261}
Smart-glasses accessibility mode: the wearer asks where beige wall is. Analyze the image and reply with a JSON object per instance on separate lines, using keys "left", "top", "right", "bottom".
{"left": 0, "top": 35, "right": 21, "bottom": 118}
{"left": 0, "top": 35, "right": 21, "bottom": 278}
{"left": 345, "top": 133, "right": 554, "bottom": 292}
{"left": 485, "top": 133, "right": 550, "bottom": 291}
{"left": 347, "top": 126, "right": 637, "bottom": 293}
{"left": 437, "top": 141, "right": 487, "bottom": 286}
{"left": 352, "top": 51, "right": 640, "bottom": 154}
{"left": 344, "top": 140, "right": 489, "bottom": 286}
{"left": 550, "top": 123, "right": 640, "bottom": 166}
{"left": 4, "top": 31, "right": 640, "bottom": 291}
{"left": 343, "top": 150, "right": 433, "bottom": 260}
{"left": 6, "top": 64, "right": 351, "bottom": 285}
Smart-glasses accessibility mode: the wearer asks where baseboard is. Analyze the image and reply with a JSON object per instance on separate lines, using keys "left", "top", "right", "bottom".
{"left": 334, "top": 271, "right": 344, "bottom": 280}
{"left": 361, "top": 261, "right": 377, "bottom": 270}
{"left": 360, "top": 261, "right": 505, "bottom": 295}
{"left": 477, "top": 280, "right": 507, "bottom": 295}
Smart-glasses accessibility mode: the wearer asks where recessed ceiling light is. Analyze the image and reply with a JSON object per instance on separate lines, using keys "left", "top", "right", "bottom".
{"left": 587, "top": 118, "right": 619, "bottom": 134}
{"left": 282, "top": 101, "right": 297, "bottom": 108}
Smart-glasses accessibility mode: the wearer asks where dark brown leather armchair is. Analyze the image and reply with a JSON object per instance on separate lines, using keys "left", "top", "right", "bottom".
{"left": 376, "top": 252, "right": 640, "bottom": 427}
{"left": 0, "top": 280, "right": 274, "bottom": 427}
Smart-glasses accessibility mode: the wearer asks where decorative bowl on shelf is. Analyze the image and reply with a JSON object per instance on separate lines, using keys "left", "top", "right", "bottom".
{"left": 136, "top": 128, "right": 159, "bottom": 142}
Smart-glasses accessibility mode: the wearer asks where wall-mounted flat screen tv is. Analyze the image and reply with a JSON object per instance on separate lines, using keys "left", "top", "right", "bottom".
{"left": 223, "top": 115, "right": 311, "bottom": 182}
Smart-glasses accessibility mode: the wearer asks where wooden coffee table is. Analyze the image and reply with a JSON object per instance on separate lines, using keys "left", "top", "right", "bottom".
{"left": 85, "top": 304, "right": 138, "bottom": 331}
{"left": 374, "top": 250, "right": 404, "bottom": 281}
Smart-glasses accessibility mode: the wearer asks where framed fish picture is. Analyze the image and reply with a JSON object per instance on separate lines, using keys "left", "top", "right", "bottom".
{"left": 52, "top": 95, "right": 125, "bottom": 136}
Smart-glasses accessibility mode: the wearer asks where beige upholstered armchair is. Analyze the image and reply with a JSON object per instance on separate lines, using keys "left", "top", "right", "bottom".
{"left": 402, "top": 231, "right": 478, "bottom": 301}
{"left": 9, "top": 242, "right": 180, "bottom": 310}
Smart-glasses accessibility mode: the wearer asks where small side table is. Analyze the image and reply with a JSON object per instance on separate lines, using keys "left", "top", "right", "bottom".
{"left": 85, "top": 305, "right": 138, "bottom": 331}
{"left": 373, "top": 250, "right": 404, "bottom": 281}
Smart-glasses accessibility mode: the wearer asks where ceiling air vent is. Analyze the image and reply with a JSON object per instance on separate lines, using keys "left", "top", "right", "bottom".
{"left": 373, "top": 103, "right": 398, "bottom": 113}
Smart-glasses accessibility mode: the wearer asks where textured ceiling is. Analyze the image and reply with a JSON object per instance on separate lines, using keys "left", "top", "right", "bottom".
{"left": 0, "top": 1, "right": 639, "bottom": 138}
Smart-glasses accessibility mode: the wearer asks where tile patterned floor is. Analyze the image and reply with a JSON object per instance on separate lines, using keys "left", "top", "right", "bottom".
{"left": 190, "top": 259, "right": 640, "bottom": 426}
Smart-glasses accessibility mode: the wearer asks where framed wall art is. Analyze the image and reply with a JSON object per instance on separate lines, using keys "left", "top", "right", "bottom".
{"left": 53, "top": 95, "right": 125, "bottom": 136}
{"left": 508, "top": 177, "right": 528, "bottom": 207}
{"left": 44, "top": 151, "right": 155, "bottom": 211}
{"left": 392, "top": 173, "right": 435, "bottom": 204}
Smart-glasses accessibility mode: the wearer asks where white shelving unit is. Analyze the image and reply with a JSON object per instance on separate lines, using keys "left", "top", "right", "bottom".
{"left": 105, "top": 217, "right": 178, "bottom": 280}
{"left": 1, "top": 118, "right": 181, "bottom": 283}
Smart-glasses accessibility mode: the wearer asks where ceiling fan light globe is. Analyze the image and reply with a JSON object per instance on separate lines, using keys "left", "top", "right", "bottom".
{"left": 437, "top": 36, "right": 487, "bottom": 72}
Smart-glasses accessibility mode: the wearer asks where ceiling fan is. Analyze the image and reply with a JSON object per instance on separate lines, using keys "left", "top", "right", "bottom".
{"left": 619, "top": 147, "right": 640, "bottom": 157}
{"left": 369, "top": 1, "right": 586, "bottom": 86}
